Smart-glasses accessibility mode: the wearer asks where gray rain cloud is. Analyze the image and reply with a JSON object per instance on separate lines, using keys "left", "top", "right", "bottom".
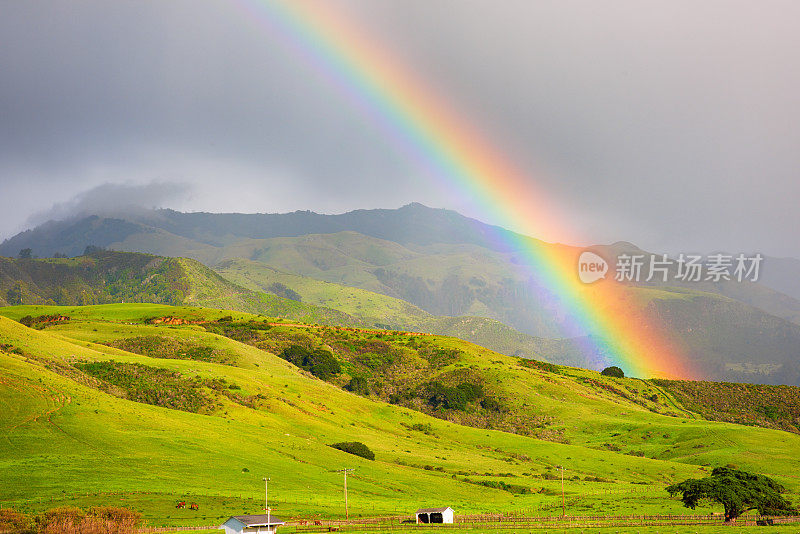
{"left": 25, "top": 182, "right": 192, "bottom": 227}
{"left": 0, "top": 0, "right": 798, "bottom": 257}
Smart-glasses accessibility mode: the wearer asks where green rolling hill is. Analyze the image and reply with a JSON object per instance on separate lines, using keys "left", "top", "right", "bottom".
{"left": 0, "top": 250, "right": 364, "bottom": 327}
{"left": 215, "top": 258, "right": 433, "bottom": 329}
{"left": 0, "top": 252, "right": 592, "bottom": 368}
{"left": 1, "top": 303, "right": 799, "bottom": 528}
{"left": 3, "top": 204, "right": 800, "bottom": 385}
{"left": 215, "top": 258, "right": 589, "bottom": 365}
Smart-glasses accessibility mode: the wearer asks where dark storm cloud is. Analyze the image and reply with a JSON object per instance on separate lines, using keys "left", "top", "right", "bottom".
{"left": 0, "top": 1, "right": 798, "bottom": 256}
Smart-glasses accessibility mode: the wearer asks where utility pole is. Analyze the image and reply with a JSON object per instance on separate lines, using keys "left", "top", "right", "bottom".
{"left": 336, "top": 469, "right": 355, "bottom": 520}
{"left": 558, "top": 466, "right": 565, "bottom": 518}
{"left": 263, "top": 477, "right": 270, "bottom": 514}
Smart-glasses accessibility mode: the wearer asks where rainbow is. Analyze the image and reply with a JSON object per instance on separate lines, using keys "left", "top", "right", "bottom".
{"left": 234, "top": 0, "right": 696, "bottom": 379}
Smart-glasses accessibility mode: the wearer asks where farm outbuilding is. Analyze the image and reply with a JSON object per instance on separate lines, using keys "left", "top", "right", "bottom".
{"left": 416, "top": 507, "right": 454, "bottom": 524}
{"left": 221, "top": 513, "right": 286, "bottom": 533}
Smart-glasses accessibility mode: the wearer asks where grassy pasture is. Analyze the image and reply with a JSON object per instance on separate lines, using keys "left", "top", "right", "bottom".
{"left": 1, "top": 304, "right": 799, "bottom": 528}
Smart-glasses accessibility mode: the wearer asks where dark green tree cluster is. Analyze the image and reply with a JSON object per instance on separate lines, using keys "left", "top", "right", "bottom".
{"left": 424, "top": 381, "right": 484, "bottom": 411}
{"left": 667, "top": 467, "right": 796, "bottom": 522}
{"left": 280, "top": 345, "right": 341, "bottom": 380}
{"left": 329, "top": 441, "right": 375, "bottom": 460}
{"left": 601, "top": 366, "right": 625, "bottom": 378}
{"left": 345, "top": 376, "right": 370, "bottom": 396}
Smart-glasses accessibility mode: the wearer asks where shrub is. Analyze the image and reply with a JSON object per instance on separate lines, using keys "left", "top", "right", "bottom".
{"left": 601, "top": 366, "right": 625, "bottom": 378}
{"left": 356, "top": 351, "right": 395, "bottom": 370}
{"left": 75, "top": 361, "right": 211, "bottom": 413}
{"left": 467, "top": 479, "right": 531, "bottom": 494}
{"left": 519, "top": 359, "right": 561, "bottom": 374}
{"left": 0, "top": 508, "right": 34, "bottom": 533}
{"left": 106, "top": 335, "right": 234, "bottom": 364}
{"left": 330, "top": 441, "right": 375, "bottom": 460}
{"left": 480, "top": 396, "right": 508, "bottom": 412}
{"left": 424, "top": 381, "right": 483, "bottom": 411}
{"left": 402, "top": 422, "right": 435, "bottom": 435}
{"left": 345, "top": 376, "right": 370, "bottom": 396}
{"left": 280, "top": 345, "right": 341, "bottom": 380}
{"left": 35, "top": 506, "right": 140, "bottom": 534}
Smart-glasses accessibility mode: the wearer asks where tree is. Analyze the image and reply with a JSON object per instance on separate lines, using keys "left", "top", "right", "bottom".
{"left": 280, "top": 345, "right": 341, "bottom": 380}
{"left": 601, "top": 366, "right": 625, "bottom": 378}
{"left": 330, "top": 441, "right": 375, "bottom": 460}
{"left": 667, "top": 467, "right": 796, "bottom": 522}
{"left": 17, "top": 248, "right": 32, "bottom": 259}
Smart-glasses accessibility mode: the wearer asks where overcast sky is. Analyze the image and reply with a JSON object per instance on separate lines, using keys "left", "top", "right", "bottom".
{"left": 1, "top": 0, "right": 798, "bottom": 257}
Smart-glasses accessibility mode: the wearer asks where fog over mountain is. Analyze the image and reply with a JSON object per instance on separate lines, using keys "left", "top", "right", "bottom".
{"left": 1, "top": 1, "right": 799, "bottom": 257}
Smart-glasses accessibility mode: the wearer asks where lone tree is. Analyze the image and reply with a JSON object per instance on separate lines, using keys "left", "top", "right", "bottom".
{"left": 667, "top": 467, "right": 796, "bottom": 522}
{"left": 600, "top": 366, "right": 625, "bottom": 378}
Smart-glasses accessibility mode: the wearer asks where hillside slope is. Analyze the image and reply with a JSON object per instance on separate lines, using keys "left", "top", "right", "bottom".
{"left": 4, "top": 204, "right": 800, "bottom": 384}
{"left": 215, "top": 258, "right": 433, "bottom": 329}
{"left": 1, "top": 304, "right": 799, "bottom": 526}
{"left": 0, "top": 253, "right": 589, "bottom": 366}
{"left": 215, "top": 258, "right": 584, "bottom": 365}
{"left": 0, "top": 250, "right": 363, "bottom": 327}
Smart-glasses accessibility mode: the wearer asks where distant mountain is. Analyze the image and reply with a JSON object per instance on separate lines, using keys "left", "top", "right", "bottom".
{"left": 3, "top": 204, "right": 800, "bottom": 384}
{"left": 760, "top": 256, "right": 800, "bottom": 302}
{"left": 0, "top": 203, "right": 524, "bottom": 260}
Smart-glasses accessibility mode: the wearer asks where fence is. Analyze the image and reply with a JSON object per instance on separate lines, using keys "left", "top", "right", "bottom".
{"left": 284, "top": 514, "right": 800, "bottom": 533}
{"left": 138, "top": 526, "right": 218, "bottom": 533}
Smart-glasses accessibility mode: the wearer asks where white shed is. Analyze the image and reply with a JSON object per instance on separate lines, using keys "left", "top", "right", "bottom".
{"left": 416, "top": 507, "right": 454, "bottom": 524}
{"left": 221, "top": 513, "right": 286, "bottom": 534}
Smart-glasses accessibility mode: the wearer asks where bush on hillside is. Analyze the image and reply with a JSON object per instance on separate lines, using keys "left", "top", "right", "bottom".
{"left": 280, "top": 345, "right": 341, "bottom": 380}
{"left": 74, "top": 361, "right": 212, "bottom": 413}
{"left": 519, "top": 358, "right": 561, "bottom": 374}
{"left": 330, "top": 441, "right": 375, "bottom": 460}
{"left": 106, "top": 335, "right": 234, "bottom": 364}
{"left": 601, "top": 366, "right": 625, "bottom": 378}
{"left": 0, "top": 508, "right": 34, "bottom": 533}
{"left": 423, "top": 381, "right": 483, "bottom": 411}
{"left": 464, "top": 479, "right": 531, "bottom": 494}
{"left": 17, "top": 314, "right": 69, "bottom": 329}
{"left": 35, "top": 506, "right": 140, "bottom": 534}
{"left": 345, "top": 376, "right": 370, "bottom": 396}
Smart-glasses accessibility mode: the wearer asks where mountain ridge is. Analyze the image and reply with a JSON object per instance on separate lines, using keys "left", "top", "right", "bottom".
{"left": 3, "top": 204, "right": 800, "bottom": 385}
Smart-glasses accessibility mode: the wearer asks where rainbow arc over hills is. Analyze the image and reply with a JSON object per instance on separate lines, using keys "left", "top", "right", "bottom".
{"left": 235, "top": 0, "right": 696, "bottom": 379}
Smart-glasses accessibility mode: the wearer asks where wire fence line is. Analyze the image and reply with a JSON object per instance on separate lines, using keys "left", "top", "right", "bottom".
{"left": 131, "top": 514, "right": 800, "bottom": 533}
{"left": 284, "top": 514, "right": 800, "bottom": 532}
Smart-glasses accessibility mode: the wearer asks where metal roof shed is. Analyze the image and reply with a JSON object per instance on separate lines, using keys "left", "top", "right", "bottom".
{"left": 221, "top": 513, "right": 286, "bottom": 534}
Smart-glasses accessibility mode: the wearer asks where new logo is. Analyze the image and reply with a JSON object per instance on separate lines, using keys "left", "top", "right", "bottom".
{"left": 578, "top": 251, "right": 608, "bottom": 284}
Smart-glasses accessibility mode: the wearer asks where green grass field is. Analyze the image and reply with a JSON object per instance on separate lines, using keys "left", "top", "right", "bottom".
{"left": 1, "top": 304, "right": 798, "bottom": 530}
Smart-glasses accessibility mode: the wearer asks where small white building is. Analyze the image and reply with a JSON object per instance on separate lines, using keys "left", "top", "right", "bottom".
{"left": 221, "top": 513, "right": 286, "bottom": 534}
{"left": 416, "top": 507, "right": 454, "bottom": 524}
